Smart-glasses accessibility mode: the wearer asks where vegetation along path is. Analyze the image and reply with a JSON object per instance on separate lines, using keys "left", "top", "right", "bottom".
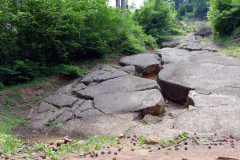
{"left": 2, "top": 35, "right": 238, "bottom": 160}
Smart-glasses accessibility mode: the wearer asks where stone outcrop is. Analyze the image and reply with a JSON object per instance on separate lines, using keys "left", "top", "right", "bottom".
{"left": 120, "top": 53, "right": 162, "bottom": 75}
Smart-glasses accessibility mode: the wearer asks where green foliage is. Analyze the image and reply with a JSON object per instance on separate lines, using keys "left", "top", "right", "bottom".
{"left": 55, "top": 64, "right": 84, "bottom": 77}
{"left": 0, "top": 0, "right": 154, "bottom": 86}
{"left": 176, "top": 0, "right": 209, "bottom": 21}
{"left": 134, "top": 0, "right": 181, "bottom": 45}
{"left": 207, "top": 0, "right": 240, "bottom": 36}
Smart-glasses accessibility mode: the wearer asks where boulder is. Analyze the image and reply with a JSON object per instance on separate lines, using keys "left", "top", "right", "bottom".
{"left": 120, "top": 53, "right": 162, "bottom": 75}
{"left": 80, "top": 67, "right": 128, "bottom": 84}
{"left": 77, "top": 75, "right": 160, "bottom": 99}
{"left": 157, "top": 49, "right": 240, "bottom": 104}
{"left": 94, "top": 89, "right": 165, "bottom": 115}
{"left": 45, "top": 95, "right": 78, "bottom": 108}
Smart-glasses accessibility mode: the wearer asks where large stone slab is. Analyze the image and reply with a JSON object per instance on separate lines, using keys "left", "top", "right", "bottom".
{"left": 157, "top": 49, "right": 240, "bottom": 104}
{"left": 77, "top": 75, "right": 160, "bottom": 99}
{"left": 45, "top": 95, "right": 78, "bottom": 108}
{"left": 80, "top": 67, "right": 128, "bottom": 84}
{"left": 94, "top": 89, "right": 165, "bottom": 115}
{"left": 55, "top": 114, "right": 138, "bottom": 137}
{"left": 174, "top": 104, "right": 240, "bottom": 137}
{"left": 120, "top": 53, "right": 162, "bottom": 75}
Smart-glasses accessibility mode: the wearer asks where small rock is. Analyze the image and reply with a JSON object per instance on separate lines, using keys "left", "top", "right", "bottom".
{"left": 101, "top": 151, "right": 105, "bottom": 154}
{"left": 114, "top": 152, "right": 118, "bottom": 155}
{"left": 113, "top": 158, "right": 117, "bottom": 160}
{"left": 208, "top": 146, "right": 211, "bottom": 149}
{"left": 158, "top": 147, "right": 161, "bottom": 150}
{"left": 118, "top": 134, "right": 124, "bottom": 138}
{"left": 184, "top": 147, "right": 188, "bottom": 150}
{"left": 131, "top": 149, "right": 134, "bottom": 151}
{"left": 107, "top": 151, "right": 111, "bottom": 154}
{"left": 196, "top": 141, "right": 200, "bottom": 145}
{"left": 56, "top": 140, "right": 65, "bottom": 147}
{"left": 90, "top": 154, "right": 94, "bottom": 157}
{"left": 118, "top": 148, "right": 121, "bottom": 151}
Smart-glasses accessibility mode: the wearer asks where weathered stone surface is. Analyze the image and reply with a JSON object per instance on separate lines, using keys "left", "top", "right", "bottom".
{"left": 73, "top": 100, "right": 94, "bottom": 116}
{"left": 174, "top": 104, "right": 240, "bottom": 137}
{"left": 121, "top": 65, "right": 136, "bottom": 75}
{"left": 120, "top": 53, "right": 162, "bottom": 75}
{"left": 186, "top": 90, "right": 240, "bottom": 107}
{"left": 128, "top": 124, "right": 182, "bottom": 144}
{"left": 30, "top": 109, "right": 62, "bottom": 128}
{"left": 81, "top": 67, "right": 128, "bottom": 84}
{"left": 77, "top": 75, "right": 160, "bottom": 99}
{"left": 94, "top": 89, "right": 165, "bottom": 115}
{"left": 38, "top": 102, "right": 58, "bottom": 113}
{"left": 55, "top": 114, "right": 138, "bottom": 137}
{"left": 45, "top": 95, "right": 78, "bottom": 108}
{"left": 72, "top": 83, "right": 86, "bottom": 94}
{"left": 55, "top": 84, "right": 73, "bottom": 95}
{"left": 76, "top": 109, "right": 104, "bottom": 118}
{"left": 54, "top": 110, "right": 73, "bottom": 124}
{"left": 142, "top": 114, "right": 162, "bottom": 124}
{"left": 157, "top": 49, "right": 240, "bottom": 104}
{"left": 161, "top": 35, "right": 224, "bottom": 52}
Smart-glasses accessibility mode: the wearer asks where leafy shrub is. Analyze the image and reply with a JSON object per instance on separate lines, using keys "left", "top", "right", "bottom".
{"left": 134, "top": 0, "right": 180, "bottom": 45}
{"left": 207, "top": 0, "right": 240, "bottom": 36}
{"left": 0, "top": 0, "right": 155, "bottom": 86}
{"left": 55, "top": 64, "right": 84, "bottom": 77}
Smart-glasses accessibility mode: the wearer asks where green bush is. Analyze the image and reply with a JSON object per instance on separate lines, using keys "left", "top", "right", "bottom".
{"left": 134, "top": 0, "right": 180, "bottom": 45}
{"left": 207, "top": 0, "right": 240, "bottom": 36}
{"left": 0, "top": 0, "right": 155, "bottom": 86}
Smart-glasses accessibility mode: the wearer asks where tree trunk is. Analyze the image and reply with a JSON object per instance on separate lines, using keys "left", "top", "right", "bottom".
{"left": 121, "top": 0, "right": 125, "bottom": 10}
{"left": 116, "top": 0, "right": 120, "bottom": 9}
{"left": 121, "top": 0, "right": 125, "bottom": 17}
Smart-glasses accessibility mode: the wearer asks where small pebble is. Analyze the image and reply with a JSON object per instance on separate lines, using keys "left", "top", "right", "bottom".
{"left": 184, "top": 147, "right": 188, "bottom": 150}
{"left": 131, "top": 149, "right": 134, "bottom": 151}
{"left": 90, "top": 154, "right": 94, "bottom": 157}
{"left": 208, "top": 146, "right": 211, "bottom": 149}
{"left": 114, "top": 152, "right": 118, "bottom": 155}
{"left": 158, "top": 147, "right": 161, "bottom": 150}
{"left": 101, "top": 151, "right": 105, "bottom": 154}
{"left": 113, "top": 158, "right": 117, "bottom": 160}
{"left": 133, "top": 143, "right": 136, "bottom": 146}
{"left": 118, "top": 148, "right": 121, "bottom": 151}
{"left": 107, "top": 151, "right": 111, "bottom": 154}
{"left": 175, "top": 147, "right": 179, "bottom": 151}
{"left": 184, "top": 142, "right": 188, "bottom": 145}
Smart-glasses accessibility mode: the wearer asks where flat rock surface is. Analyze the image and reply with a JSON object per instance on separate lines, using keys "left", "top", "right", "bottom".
{"left": 161, "top": 35, "right": 224, "bottom": 52}
{"left": 94, "top": 89, "right": 165, "bottom": 115}
{"left": 120, "top": 53, "right": 162, "bottom": 75}
{"left": 45, "top": 95, "right": 78, "bottom": 108}
{"left": 55, "top": 114, "right": 138, "bottom": 137}
{"left": 81, "top": 67, "right": 128, "bottom": 84}
{"left": 77, "top": 75, "right": 160, "bottom": 99}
